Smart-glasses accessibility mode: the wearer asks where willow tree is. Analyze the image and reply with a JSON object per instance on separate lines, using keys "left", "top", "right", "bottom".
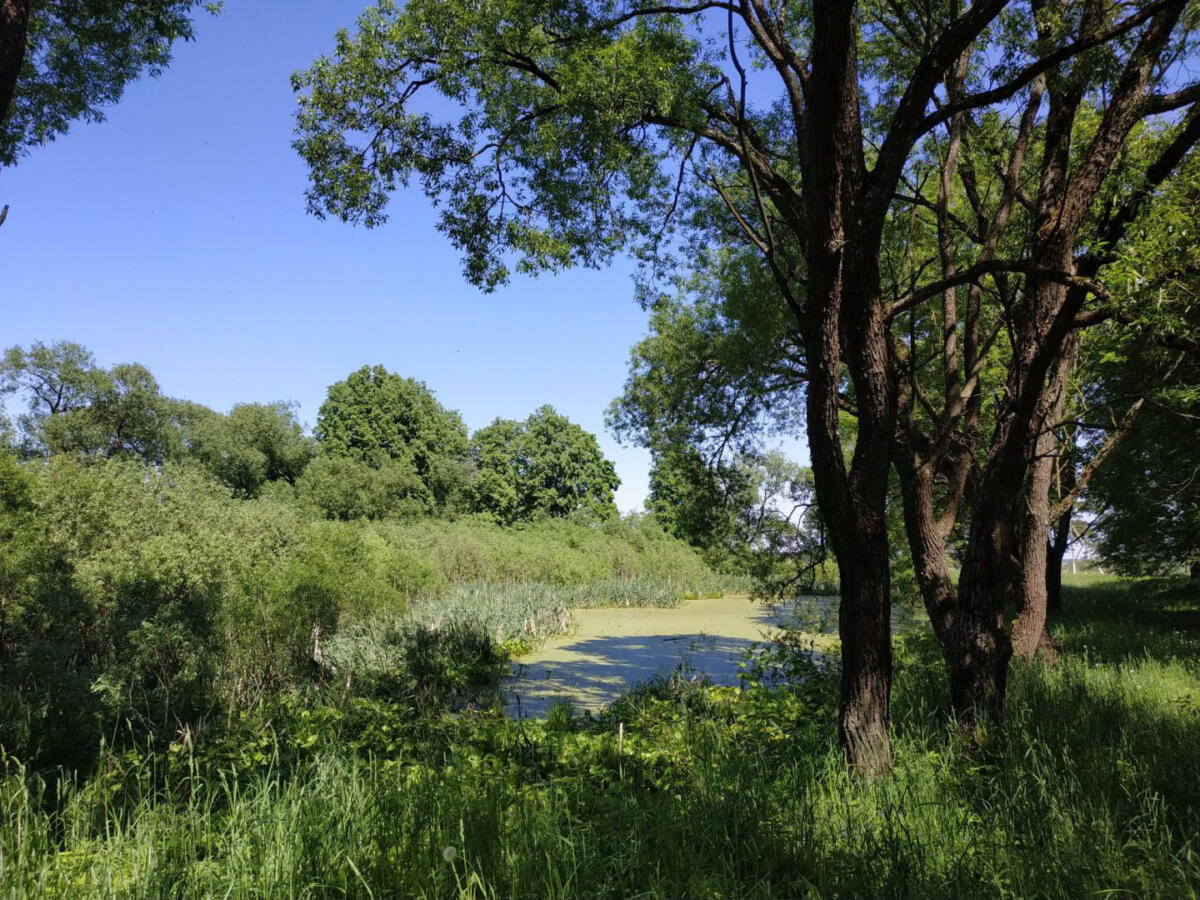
{"left": 0, "top": 0, "right": 217, "bottom": 166}
{"left": 293, "top": 0, "right": 1189, "bottom": 773}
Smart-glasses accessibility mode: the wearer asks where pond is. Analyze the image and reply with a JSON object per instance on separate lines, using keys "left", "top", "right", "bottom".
{"left": 502, "top": 593, "right": 820, "bottom": 718}
{"left": 503, "top": 593, "right": 926, "bottom": 717}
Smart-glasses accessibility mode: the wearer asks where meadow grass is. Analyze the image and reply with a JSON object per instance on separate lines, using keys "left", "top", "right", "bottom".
{"left": 1, "top": 578, "right": 1197, "bottom": 898}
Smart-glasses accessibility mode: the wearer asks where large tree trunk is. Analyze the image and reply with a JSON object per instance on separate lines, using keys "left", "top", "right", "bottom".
{"left": 802, "top": 266, "right": 895, "bottom": 775}
{"left": 0, "top": 0, "right": 30, "bottom": 131}
{"left": 1010, "top": 446, "right": 1054, "bottom": 661}
{"left": 1011, "top": 337, "right": 1076, "bottom": 660}
{"left": 950, "top": 514, "right": 1015, "bottom": 722}
{"left": 802, "top": 268, "right": 895, "bottom": 776}
{"left": 800, "top": 1, "right": 897, "bottom": 777}
{"left": 833, "top": 526, "right": 893, "bottom": 775}
{"left": 952, "top": 270, "right": 1070, "bottom": 721}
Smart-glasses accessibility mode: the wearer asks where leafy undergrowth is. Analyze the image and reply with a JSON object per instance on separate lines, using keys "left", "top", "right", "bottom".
{"left": 2, "top": 580, "right": 1198, "bottom": 898}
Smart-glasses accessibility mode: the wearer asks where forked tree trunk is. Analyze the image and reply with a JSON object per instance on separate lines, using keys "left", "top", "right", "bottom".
{"left": 799, "top": 1, "right": 897, "bottom": 777}
{"left": 956, "top": 0, "right": 1186, "bottom": 720}
{"left": 803, "top": 268, "right": 896, "bottom": 776}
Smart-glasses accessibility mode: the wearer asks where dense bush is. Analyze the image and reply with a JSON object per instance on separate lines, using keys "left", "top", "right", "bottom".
{"left": 0, "top": 457, "right": 340, "bottom": 768}
{"left": 378, "top": 514, "right": 711, "bottom": 587}
{"left": 295, "top": 455, "right": 432, "bottom": 520}
{"left": 0, "top": 455, "right": 716, "bottom": 770}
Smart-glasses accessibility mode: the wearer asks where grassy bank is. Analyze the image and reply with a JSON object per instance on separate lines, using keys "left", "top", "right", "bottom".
{"left": 2, "top": 578, "right": 1197, "bottom": 897}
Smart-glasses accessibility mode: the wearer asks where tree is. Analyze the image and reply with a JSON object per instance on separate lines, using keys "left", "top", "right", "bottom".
{"left": 0, "top": 341, "right": 105, "bottom": 452}
{"left": 1, "top": 343, "right": 208, "bottom": 465}
{"left": 1090, "top": 403, "right": 1200, "bottom": 575}
{"left": 470, "top": 405, "right": 619, "bottom": 524}
{"left": 189, "top": 402, "right": 316, "bottom": 498}
{"left": 43, "top": 362, "right": 185, "bottom": 463}
{"left": 609, "top": 251, "right": 812, "bottom": 570}
{"left": 316, "top": 365, "right": 469, "bottom": 509}
{"left": 1078, "top": 321, "right": 1200, "bottom": 578}
{"left": 0, "top": 0, "right": 217, "bottom": 168}
{"left": 294, "top": 0, "right": 1200, "bottom": 772}
{"left": 646, "top": 443, "right": 755, "bottom": 562}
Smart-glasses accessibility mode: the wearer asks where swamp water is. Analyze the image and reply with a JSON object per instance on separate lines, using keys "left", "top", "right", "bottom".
{"left": 503, "top": 594, "right": 925, "bottom": 717}
{"left": 503, "top": 594, "right": 825, "bottom": 717}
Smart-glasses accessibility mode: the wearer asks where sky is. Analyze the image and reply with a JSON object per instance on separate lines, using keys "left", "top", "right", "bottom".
{"left": 0, "top": 1, "right": 680, "bottom": 511}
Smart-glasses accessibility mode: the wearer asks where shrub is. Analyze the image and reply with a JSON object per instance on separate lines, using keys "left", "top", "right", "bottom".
{"left": 296, "top": 455, "right": 431, "bottom": 520}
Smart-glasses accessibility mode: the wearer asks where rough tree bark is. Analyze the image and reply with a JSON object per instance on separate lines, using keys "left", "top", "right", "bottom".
{"left": 801, "top": 1, "right": 896, "bottom": 777}
{"left": 1012, "top": 335, "right": 1077, "bottom": 661}
{"left": 953, "top": 0, "right": 1188, "bottom": 722}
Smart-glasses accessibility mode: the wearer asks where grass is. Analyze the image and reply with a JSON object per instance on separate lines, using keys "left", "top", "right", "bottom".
{"left": 1, "top": 578, "right": 1198, "bottom": 898}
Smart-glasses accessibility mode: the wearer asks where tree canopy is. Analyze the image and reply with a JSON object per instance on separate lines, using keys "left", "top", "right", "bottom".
{"left": 189, "top": 402, "right": 316, "bottom": 499}
{"left": 293, "top": 0, "right": 1200, "bottom": 773}
{"left": 316, "top": 364, "right": 469, "bottom": 508}
{"left": 0, "top": 0, "right": 218, "bottom": 167}
{"left": 471, "top": 405, "right": 619, "bottom": 524}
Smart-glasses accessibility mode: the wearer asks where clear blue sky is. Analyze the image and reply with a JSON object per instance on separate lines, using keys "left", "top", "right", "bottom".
{"left": 0, "top": 1, "right": 670, "bottom": 510}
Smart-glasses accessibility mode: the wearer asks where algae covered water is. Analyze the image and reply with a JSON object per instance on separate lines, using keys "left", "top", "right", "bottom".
{"left": 503, "top": 594, "right": 817, "bottom": 717}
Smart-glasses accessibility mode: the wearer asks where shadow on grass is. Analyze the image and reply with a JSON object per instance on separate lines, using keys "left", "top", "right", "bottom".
{"left": 1053, "top": 577, "right": 1200, "bottom": 663}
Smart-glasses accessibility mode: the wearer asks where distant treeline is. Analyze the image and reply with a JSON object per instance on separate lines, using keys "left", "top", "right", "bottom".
{"left": 0, "top": 342, "right": 619, "bottom": 525}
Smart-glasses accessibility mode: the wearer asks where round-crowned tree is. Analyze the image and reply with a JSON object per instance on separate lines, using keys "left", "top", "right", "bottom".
{"left": 471, "top": 405, "right": 618, "bottom": 524}
{"left": 315, "top": 365, "right": 469, "bottom": 509}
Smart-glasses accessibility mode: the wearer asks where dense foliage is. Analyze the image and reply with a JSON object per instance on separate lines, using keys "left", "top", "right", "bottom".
{"left": 1083, "top": 341, "right": 1200, "bottom": 576}
{"left": 188, "top": 402, "right": 315, "bottom": 498}
{"left": 471, "top": 405, "right": 620, "bottom": 524}
{"left": 290, "top": 0, "right": 1200, "bottom": 773}
{"left": 315, "top": 364, "right": 471, "bottom": 510}
{"left": 0, "top": 1, "right": 217, "bottom": 167}
{"left": 0, "top": 448, "right": 715, "bottom": 772}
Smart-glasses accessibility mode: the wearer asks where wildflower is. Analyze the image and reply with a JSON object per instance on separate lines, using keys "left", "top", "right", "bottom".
{"left": 443, "top": 845, "right": 457, "bottom": 863}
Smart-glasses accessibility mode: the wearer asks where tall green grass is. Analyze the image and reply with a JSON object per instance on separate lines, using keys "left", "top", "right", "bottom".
{"left": 2, "top": 578, "right": 1197, "bottom": 898}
